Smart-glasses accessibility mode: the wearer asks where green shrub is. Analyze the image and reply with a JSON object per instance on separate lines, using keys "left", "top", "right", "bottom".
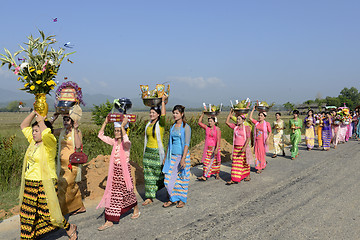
{"left": 0, "top": 134, "right": 25, "bottom": 191}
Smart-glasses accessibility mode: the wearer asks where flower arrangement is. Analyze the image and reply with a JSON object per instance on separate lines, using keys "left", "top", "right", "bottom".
{"left": 0, "top": 30, "right": 74, "bottom": 95}
{"left": 55, "top": 81, "right": 85, "bottom": 106}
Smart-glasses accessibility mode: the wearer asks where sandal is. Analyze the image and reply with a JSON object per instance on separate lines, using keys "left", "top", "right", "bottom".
{"left": 162, "top": 201, "right": 176, "bottom": 208}
{"left": 197, "top": 176, "right": 207, "bottom": 181}
{"left": 176, "top": 201, "right": 185, "bottom": 208}
{"left": 67, "top": 224, "right": 78, "bottom": 239}
{"left": 98, "top": 221, "right": 113, "bottom": 231}
{"left": 215, "top": 174, "right": 220, "bottom": 180}
{"left": 225, "top": 181, "right": 238, "bottom": 185}
{"left": 142, "top": 199, "right": 153, "bottom": 206}
{"left": 272, "top": 154, "right": 277, "bottom": 158}
{"left": 244, "top": 176, "right": 251, "bottom": 182}
{"left": 131, "top": 211, "right": 141, "bottom": 219}
{"left": 71, "top": 207, "right": 86, "bottom": 215}
{"left": 256, "top": 170, "right": 262, "bottom": 174}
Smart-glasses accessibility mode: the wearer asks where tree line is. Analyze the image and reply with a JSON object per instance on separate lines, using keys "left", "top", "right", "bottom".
{"left": 283, "top": 86, "right": 360, "bottom": 112}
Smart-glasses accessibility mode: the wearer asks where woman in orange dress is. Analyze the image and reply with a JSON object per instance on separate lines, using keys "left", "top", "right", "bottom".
{"left": 51, "top": 113, "right": 86, "bottom": 216}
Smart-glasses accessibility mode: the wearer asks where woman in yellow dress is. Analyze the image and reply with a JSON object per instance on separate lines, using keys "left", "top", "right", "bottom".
{"left": 19, "top": 111, "right": 77, "bottom": 239}
{"left": 51, "top": 113, "right": 86, "bottom": 216}
{"left": 272, "top": 112, "right": 285, "bottom": 158}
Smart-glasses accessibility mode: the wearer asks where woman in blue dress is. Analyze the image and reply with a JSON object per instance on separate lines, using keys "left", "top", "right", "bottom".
{"left": 162, "top": 105, "right": 191, "bottom": 208}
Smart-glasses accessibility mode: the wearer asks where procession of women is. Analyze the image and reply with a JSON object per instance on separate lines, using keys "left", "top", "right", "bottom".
{"left": 13, "top": 81, "right": 360, "bottom": 239}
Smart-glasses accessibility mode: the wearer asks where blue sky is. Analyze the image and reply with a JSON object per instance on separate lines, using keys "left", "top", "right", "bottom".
{"left": 1, "top": 0, "right": 360, "bottom": 106}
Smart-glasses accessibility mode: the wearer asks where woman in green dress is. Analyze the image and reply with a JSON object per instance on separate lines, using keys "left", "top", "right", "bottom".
{"left": 289, "top": 110, "right": 303, "bottom": 160}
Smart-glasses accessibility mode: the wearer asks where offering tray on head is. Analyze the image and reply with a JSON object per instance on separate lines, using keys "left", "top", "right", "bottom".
{"left": 203, "top": 111, "right": 220, "bottom": 117}
{"left": 107, "top": 113, "right": 137, "bottom": 123}
{"left": 56, "top": 101, "right": 76, "bottom": 114}
{"left": 232, "top": 108, "right": 250, "bottom": 115}
{"left": 255, "top": 106, "right": 269, "bottom": 113}
{"left": 142, "top": 97, "right": 168, "bottom": 107}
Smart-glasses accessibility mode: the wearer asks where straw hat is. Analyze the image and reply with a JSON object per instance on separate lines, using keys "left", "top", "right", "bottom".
{"left": 69, "top": 104, "right": 82, "bottom": 122}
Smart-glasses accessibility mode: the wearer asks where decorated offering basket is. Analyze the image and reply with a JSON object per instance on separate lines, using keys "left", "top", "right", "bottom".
{"left": 343, "top": 121, "right": 350, "bottom": 125}
{"left": 107, "top": 98, "right": 136, "bottom": 123}
{"left": 334, "top": 120, "right": 341, "bottom": 125}
{"left": 108, "top": 113, "right": 137, "bottom": 123}
{"left": 255, "top": 106, "right": 269, "bottom": 113}
{"left": 233, "top": 108, "right": 250, "bottom": 115}
{"left": 140, "top": 84, "right": 170, "bottom": 107}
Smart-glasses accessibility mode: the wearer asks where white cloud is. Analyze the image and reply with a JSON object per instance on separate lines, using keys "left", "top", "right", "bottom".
{"left": 173, "top": 76, "right": 226, "bottom": 89}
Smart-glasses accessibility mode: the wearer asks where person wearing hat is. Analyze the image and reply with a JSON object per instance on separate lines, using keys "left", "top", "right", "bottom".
{"left": 249, "top": 106, "right": 272, "bottom": 173}
{"left": 142, "top": 95, "right": 167, "bottom": 206}
{"left": 97, "top": 116, "right": 140, "bottom": 231}
{"left": 50, "top": 106, "right": 86, "bottom": 216}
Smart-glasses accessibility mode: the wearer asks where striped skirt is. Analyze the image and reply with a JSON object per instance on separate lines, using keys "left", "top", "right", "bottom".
{"left": 143, "top": 147, "right": 164, "bottom": 199}
{"left": 202, "top": 146, "right": 220, "bottom": 178}
{"left": 322, "top": 126, "right": 332, "bottom": 150}
{"left": 164, "top": 154, "right": 191, "bottom": 203}
{"left": 20, "top": 180, "right": 70, "bottom": 240}
{"left": 231, "top": 145, "right": 250, "bottom": 182}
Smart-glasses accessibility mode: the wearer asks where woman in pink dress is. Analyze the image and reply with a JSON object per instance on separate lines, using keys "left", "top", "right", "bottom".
{"left": 96, "top": 116, "right": 140, "bottom": 231}
{"left": 197, "top": 112, "right": 221, "bottom": 181}
{"left": 249, "top": 106, "right": 272, "bottom": 174}
{"left": 225, "top": 110, "right": 252, "bottom": 184}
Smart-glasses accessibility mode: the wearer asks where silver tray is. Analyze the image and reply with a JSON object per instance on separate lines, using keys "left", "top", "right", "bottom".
{"left": 142, "top": 98, "right": 168, "bottom": 107}
{"left": 203, "top": 111, "right": 220, "bottom": 116}
{"left": 233, "top": 108, "right": 250, "bottom": 114}
{"left": 255, "top": 106, "right": 269, "bottom": 112}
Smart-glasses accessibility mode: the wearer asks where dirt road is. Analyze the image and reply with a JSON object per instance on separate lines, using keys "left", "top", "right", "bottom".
{"left": 1, "top": 140, "right": 360, "bottom": 240}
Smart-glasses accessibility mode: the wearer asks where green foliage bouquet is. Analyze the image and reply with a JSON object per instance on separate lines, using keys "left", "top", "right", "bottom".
{"left": 0, "top": 30, "right": 74, "bottom": 94}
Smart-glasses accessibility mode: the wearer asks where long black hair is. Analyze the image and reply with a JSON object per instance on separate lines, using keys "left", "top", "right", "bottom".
{"left": 172, "top": 105, "right": 186, "bottom": 127}
{"left": 150, "top": 106, "right": 161, "bottom": 138}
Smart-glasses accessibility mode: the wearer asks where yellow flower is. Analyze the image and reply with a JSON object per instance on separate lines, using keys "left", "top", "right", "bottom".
{"left": 36, "top": 80, "right": 42, "bottom": 84}
{"left": 30, "top": 85, "right": 35, "bottom": 90}
{"left": 46, "top": 80, "right": 55, "bottom": 86}
{"left": 17, "top": 77, "right": 21, "bottom": 81}
{"left": 29, "top": 68, "right": 35, "bottom": 72}
{"left": 24, "top": 83, "right": 29, "bottom": 87}
{"left": 36, "top": 70, "right": 43, "bottom": 75}
{"left": 24, "top": 76, "right": 28, "bottom": 80}
{"left": 50, "top": 86, "right": 55, "bottom": 90}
